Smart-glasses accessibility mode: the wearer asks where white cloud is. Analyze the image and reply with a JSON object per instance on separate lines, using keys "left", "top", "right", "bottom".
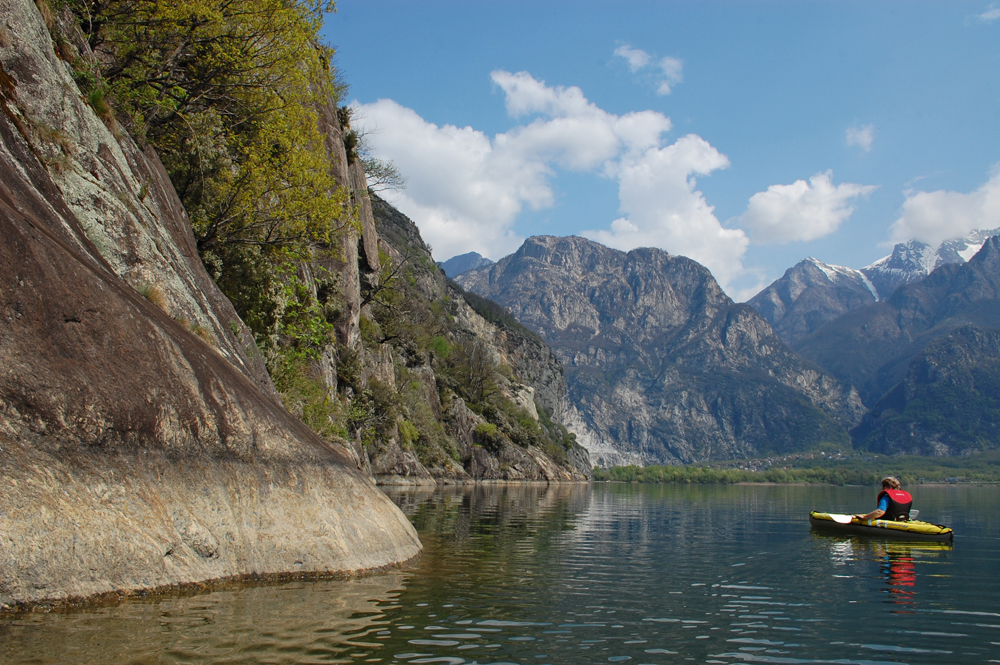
{"left": 355, "top": 73, "right": 672, "bottom": 261}
{"left": 655, "top": 57, "right": 684, "bottom": 95}
{"left": 613, "top": 45, "right": 650, "bottom": 72}
{"left": 357, "top": 70, "right": 752, "bottom": 293}
{"left": 583, "top": 135, "right": 749, "bottom": 287}
{"left": 846, "top": 124, "right": 875, "bottom": 152}
{"left": 890, "top": 168, "right": 1000, "bottom": 245}
{"left": 614, "top": 44, "right": 684, "bottom": 95}
{"left": 977, "top": 4, "right": 1000, "bottom": 22}
{"left": 353, "top": 99, "right": 542, "bottom": 259}
{"left": 740, "top": 171, "right": 877, "bottom": 243}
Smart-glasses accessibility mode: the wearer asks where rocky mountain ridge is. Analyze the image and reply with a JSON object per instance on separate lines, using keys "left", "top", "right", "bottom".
{"left": 795, "top": 235, "right": 1000, "bottom": 408}
{"left": 751, "top": 229, "right": 999, "bottom": 345}
{"left": 456, "top": 236, "right": 864, "bottom": 466}
{"left": 748, "top": 257, "right": 878, "bottom": 345}
{"left": 862, "top": 229, "right": 998, "bottom": 300}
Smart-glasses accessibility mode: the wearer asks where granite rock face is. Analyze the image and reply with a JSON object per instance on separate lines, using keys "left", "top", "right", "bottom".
{"left": 0, "top": 0, "right": 420, "bottom": 609}
{"left": 457, "top": 236, "right": 863, "bottom": 466}
{"left": 0, "top": 0, "right": 277, "bottom": 398}
{"left": 749, "top": 258, "right": 878, "bottom": 346}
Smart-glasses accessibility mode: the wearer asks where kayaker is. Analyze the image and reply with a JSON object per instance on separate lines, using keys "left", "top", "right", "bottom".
{"left": 855, "top": 476, "right": 913, "bottom": 522}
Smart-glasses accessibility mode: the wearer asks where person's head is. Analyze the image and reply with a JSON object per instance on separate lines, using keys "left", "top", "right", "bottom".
{"left": 881, "top": 476, "right": 901, "bottom": 490}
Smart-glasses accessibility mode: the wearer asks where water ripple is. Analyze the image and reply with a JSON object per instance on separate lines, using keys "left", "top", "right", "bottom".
{"left": 2, "top": 484, "right": 998, "bottom": 665}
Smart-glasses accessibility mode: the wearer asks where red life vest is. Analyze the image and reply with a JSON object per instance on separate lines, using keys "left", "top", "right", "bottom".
{"left": 877, "top": 489, "right": 913, "bottom": 521}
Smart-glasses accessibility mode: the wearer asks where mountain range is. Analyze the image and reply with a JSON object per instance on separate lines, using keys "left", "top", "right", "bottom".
{"left": 455, "top": 236, "right": 863, "bottom": 466}
{"left": 749, "top": 229, "right": 999, "bottom": 346}
{"left": 796, "top": 236, "right": 1000, "bottom": 454}
{"left": 455, "top": 230, "right": 1000, "bottom": 465}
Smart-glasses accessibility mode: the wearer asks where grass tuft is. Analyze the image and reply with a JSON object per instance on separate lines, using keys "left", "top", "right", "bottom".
{"left": 87, "top": 89, "right": 113, "bottom": 124}
{"left": 135, "top": 281, "right": 168, "bottom": 311}
{"left": 34, "top": 0, "right": 54, "bottom": 30}
{"left": 189, "top": 322, "right": 217, "bottom": 347}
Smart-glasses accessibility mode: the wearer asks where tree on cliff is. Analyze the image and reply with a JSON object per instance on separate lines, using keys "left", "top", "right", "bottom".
{"left": 66, "top": 0, "right": 353, "bottom": 343}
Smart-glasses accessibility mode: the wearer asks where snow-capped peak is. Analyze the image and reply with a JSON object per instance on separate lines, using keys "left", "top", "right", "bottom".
{"left": 862, "top": 228, "right": 1000, "bottom": 299}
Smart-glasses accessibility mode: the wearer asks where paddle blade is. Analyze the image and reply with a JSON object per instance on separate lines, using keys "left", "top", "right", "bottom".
{"left": 828, "top": 513, "right": 854, "bottom": 524}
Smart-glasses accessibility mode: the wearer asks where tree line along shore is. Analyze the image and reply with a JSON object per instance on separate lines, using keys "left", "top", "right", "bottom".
{"left": 593, "top": 452, "right": 1000, "bottom": 485}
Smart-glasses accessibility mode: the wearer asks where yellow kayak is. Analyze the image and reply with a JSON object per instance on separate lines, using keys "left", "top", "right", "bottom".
{"left": 809, "top": 511, "right": 954, "bottom": 542}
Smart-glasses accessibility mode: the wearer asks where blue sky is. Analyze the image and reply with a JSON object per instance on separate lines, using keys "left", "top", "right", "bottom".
{"left": 324, "top": 1, "right": 1000, "bottom": 299}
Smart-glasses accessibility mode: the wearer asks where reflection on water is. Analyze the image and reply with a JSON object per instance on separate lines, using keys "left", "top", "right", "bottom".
{"left": 0, "top": 574, "right": 407, "bottom": 664}
{"left": 816, "top": 536, "right": 955, "bottom": 612}
{"left": 2, "top": 484, "right": 998, "bottom": 665}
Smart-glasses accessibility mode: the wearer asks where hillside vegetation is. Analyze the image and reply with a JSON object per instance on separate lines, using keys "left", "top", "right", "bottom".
{"left": 594, "top": 452, "right": 1000, "bottom": 485}
{"left": 60, "top": 0, "right": 351, "bottom": 351}
{"left": 49, "top": 0, "right": 587, "bottom": 480}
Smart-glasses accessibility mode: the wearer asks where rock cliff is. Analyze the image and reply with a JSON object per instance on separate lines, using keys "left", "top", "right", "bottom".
{"left": 0, "top": 0, "right": 420, "bottom": 610}
{"left": 360, "top": 198, "right": 591, "bottom": 483}
{"left": 456, "top": 236, "right": 863, "bottom": 466}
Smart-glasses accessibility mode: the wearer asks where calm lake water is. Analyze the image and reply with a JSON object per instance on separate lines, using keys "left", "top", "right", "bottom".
{"left": 2, "top": 484, "right": 998, "bottom": 665}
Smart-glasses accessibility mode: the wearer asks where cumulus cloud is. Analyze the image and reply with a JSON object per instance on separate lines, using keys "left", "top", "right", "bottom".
{"left": 354, "top": 99, "right": 541, "bottom": 260}
{"left": 890, "top": 168, "right": 1000, "bottom": 245}
{"left": 614, "top": 44, "right": 684, "bottom": 95}
{"left": 977, "top": 4, "right": 1000, "bottom": 22}
{"left": 357, "top": 70, "right": 752, "bottom": 291}
{"left": 740, "top": 171, "right": 877, "bottom": 243}
{"left": 846, "top": 124, "right": 875, "bottom": 152}
{"left": 355, "top": 72, "right": 673, "bottom": 262}
{"left": 583, "top": 135, "right": 750, "bottom": 287}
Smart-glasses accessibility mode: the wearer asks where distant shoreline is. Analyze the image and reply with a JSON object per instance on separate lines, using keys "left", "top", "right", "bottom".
{"left": 591, "top": 456, "right": 1000, "bottom": 485}
{"left": 595, "top": 480, "right": 999, "bottom": 487}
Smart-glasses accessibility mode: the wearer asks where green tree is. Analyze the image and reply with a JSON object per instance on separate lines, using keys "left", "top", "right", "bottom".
{"left": 70, "top": 0, "right": 355, "bottom": 345}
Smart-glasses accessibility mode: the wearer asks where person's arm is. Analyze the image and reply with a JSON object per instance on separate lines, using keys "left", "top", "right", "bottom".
{"left": 856, "top": 508, "right": 885, "bottom": 521}
{"left": 856, "top": 495, "right": 889, "bottom": 521}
